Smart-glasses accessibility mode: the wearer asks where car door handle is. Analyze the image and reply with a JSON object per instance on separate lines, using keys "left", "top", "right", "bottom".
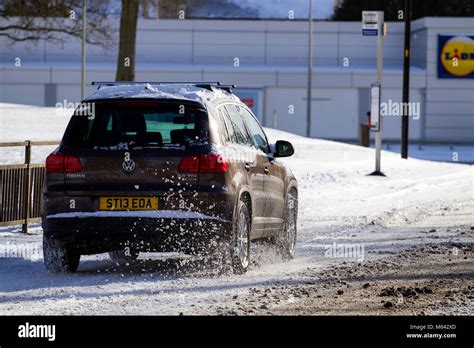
{"left": 245, "top": 163, "right": 250, "bottom": 171}
{"left": 264, "top": 167, "right": 269, "bottom": 174}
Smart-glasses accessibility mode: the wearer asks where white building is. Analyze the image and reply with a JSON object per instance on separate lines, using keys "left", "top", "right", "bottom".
{"left": 0, "top": 17, "right": 473, "bottom": 143}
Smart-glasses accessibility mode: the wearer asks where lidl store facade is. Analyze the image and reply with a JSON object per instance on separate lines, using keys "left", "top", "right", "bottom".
{"left": 0, "top": 17, "right": 473, "bottom": 143}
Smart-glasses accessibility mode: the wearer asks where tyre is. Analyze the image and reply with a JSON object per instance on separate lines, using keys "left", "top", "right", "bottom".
{"left": 108, "top": 247, "right": 140, "bottom": 262}
{"left": 276, "top": 191, "right": 298, "bottom": 260}
{"left": 230, "top": 198, "right": 251, "bottom": 274}
{"left": 43, "top": 234, "right": 80, "bottom": 273}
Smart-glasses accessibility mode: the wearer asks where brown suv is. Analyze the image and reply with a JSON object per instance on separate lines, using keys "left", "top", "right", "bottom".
{"left": 42, "top": 82, "right": 298, "bottom": 273}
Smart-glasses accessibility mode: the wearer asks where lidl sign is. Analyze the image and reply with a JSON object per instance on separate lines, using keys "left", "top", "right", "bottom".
{"left": 438, "top": 34, "right": 474, "bottom": 78}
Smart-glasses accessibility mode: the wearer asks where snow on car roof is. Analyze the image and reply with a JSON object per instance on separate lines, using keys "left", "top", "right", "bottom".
{"left": 84, "top": 83, "right": 239, "bottom": 107}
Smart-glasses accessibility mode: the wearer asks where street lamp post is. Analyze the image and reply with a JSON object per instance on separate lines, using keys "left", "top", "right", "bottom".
{"left": 306, "top": 0, "right": 313, "bottom": 138}
{"left": 401, "top": 0, "right": 412, "bottom": 158}
{"left": 81, "top": 0, "right": 87, "bottom": 100}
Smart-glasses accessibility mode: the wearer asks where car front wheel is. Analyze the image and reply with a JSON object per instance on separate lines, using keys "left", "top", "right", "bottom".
{"left": 230, "top": 199, "right": 251, "bottom": 274}
{"left": 276, "top": 191, "right": 298, "bottom": 260}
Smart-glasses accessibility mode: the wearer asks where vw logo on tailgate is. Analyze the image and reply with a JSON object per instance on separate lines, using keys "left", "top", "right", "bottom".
{"left": 122, "top": 159, "right": 136, "bottom": 174}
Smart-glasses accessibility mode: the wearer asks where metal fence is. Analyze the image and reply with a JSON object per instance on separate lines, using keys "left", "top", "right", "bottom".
{"left": 0, "top": 141, "right": 59, "bottom": 233}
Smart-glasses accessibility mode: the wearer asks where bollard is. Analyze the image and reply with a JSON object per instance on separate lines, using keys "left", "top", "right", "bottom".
{"left": 359, "top": 111, "right": 371, "bottom": 147}
{"left": 359, "top": 124, "right": 370, "bottom": 147}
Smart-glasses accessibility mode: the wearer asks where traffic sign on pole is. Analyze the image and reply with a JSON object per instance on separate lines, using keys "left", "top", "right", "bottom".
{"left": 364, "top": 11, "right": 386, "bottom": 177}
{"left": 362, "top": 11, "right": 379, "bottom": 36}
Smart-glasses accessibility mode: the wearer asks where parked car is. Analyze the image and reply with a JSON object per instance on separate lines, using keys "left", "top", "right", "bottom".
{"left": 42, "top": 82, "right": 298, "bottom": 273}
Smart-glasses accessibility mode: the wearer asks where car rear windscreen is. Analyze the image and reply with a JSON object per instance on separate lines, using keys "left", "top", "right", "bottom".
{"left": 62, "top": 101, "right": 209, "bottom": 150}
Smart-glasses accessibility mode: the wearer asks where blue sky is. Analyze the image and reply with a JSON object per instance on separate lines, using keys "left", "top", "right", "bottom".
{"left": 237, "top": 0, "right": 335, "bottom": 19}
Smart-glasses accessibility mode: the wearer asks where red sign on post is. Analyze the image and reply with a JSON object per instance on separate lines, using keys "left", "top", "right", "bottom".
{"left": 241, "top": 98, "right": 254, "bottom": 108}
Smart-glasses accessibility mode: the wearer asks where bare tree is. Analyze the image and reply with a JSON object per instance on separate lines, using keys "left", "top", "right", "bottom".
{"left": 140, "top": 0, "right": 159, "bottom": 19}
{"left": 0, "top": 0, "right": 113, "bottom": 46}
{"left": 115, "top": 0, "right": 139, "bottom": 81}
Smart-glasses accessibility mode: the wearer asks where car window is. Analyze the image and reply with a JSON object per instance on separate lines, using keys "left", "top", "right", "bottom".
{"left": 217, "top": 107, "right": 232, "bottom": 143}
{"left": 224, "top": 104, "right": 252, "bottom": 146}
{"left": 239, "top": 107, "right": 270, "bottom": 154}
{"left": 63, "top": 102, "right": 208, "bottom": 149}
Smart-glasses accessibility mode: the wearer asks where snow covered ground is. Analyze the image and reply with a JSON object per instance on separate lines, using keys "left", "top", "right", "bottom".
{"left": 373, "top": 143, "right": 474, "bottom": 164}
{"left": 0, "top": 104, "right": 472, "bottom": 315}
{"left": 0, "top": 103, "right": 68, "bottom": 164}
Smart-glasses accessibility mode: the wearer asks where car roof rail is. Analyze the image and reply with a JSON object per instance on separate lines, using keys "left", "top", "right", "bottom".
{"left": 91, "top": 81, "right": 236, "bottom": 93}
{"left": 91, "top": 81, "right": 221, "bottom": 89}
{"left": 195, "top": 83, "right": 236, "bottom": 93}
{"left": 215, "top": 84, "right": 236, "bottom": 93}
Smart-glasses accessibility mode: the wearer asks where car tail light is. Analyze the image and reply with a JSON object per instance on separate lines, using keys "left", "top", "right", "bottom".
{"left": 178, "top": 156, "right": 199, "bottom": 173}
{"left": 178, "top": 153, "right": 228, "bottom": 173}
{"left": 45, "top": 153, "right": 64, "bottom": 172}
{"left": 199, "top": 154, "right": 229, "bottom": 173}
{"left": 46, "top": 153, "right": 82, "bottom": 173}
{"left": 64, "top": 155, "right": 83, "bottom": 172}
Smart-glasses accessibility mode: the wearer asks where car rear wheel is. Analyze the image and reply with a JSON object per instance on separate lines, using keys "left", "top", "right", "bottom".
{"left": 276, "top": 191, "right": 297, "bottom": 260}
{"left": 230, "top": 199, "right": 251, "bottom": 274}
{"left": 108, "top": 247, "right": 140, "bottom": 262}
{"left": 43, "top": 235, "right": 80, "bottom": 273}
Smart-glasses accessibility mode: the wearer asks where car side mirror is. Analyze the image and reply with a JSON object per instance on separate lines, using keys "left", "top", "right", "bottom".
{"left": 273, "top": 140, "right": 294, "bottom": 157}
